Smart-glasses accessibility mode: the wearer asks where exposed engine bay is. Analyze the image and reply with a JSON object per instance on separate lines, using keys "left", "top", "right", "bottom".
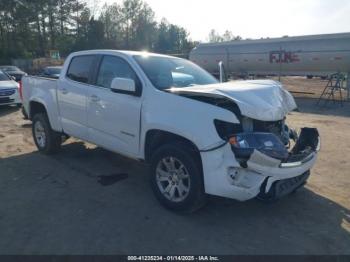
{"left": 172, "top": 91, "right": 319, "bottom": 168}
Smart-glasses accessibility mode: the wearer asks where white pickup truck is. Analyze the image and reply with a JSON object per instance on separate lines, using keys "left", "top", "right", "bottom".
{"left": 22, "top": 50, "right": 320, "bottom": 211}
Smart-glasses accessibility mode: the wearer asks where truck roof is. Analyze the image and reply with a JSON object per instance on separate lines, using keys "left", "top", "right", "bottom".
{"left": 69, "top": 50, "right": 176, "bottom": 59}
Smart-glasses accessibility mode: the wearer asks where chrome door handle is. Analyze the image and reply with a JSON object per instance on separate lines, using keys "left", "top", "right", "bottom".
{"left": 60, "top": 88, "right": 68, "bottom": 94}
{"left": 90, "top": 95, "right": 100, "bottom": 102}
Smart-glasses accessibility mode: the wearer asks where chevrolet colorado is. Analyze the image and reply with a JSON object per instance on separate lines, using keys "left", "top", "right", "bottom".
{"left": 22, "top": 50, "right": 320, "bottom": 211}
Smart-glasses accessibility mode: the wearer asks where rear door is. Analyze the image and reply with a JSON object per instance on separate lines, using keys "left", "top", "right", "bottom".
{"left": 57, "top": 55, "right": 96, "bottom": 140}
{"left": 86, "top": 55, "right": 143, "bottom": 157}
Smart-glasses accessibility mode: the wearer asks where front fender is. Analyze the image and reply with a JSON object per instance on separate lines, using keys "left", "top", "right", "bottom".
{"left": 140, "top": 89, "right": 239, "bottom": 157}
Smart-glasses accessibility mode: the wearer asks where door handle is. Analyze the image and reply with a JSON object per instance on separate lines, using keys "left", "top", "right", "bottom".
{"left": 60, "top": 88, "right": 68, "bottom": 94}
{"left": 90, "top": 95, "right": 100, "bottom": 102}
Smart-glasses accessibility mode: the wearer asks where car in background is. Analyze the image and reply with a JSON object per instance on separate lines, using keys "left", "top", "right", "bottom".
{"left": 0, "top": 65, "right": 27, "bottom": 82}
{"left": 38, "top": 66, "right": 62, "bottom": 79}
{"left": 0, "top": 70, "right": 21, "bottom": 107}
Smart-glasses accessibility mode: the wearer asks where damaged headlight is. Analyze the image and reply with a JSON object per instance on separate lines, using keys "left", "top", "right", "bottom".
{"left": 229, "top": 133, "right": 289, "bottom": 160}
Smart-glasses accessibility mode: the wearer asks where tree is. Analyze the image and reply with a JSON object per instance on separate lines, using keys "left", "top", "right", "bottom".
{"left": 154, "top": 18, "right": 194, "bottom": 55}
{"left": 208, "top": 29, "right": 223, "bottom": 43}
{"left": 208, "top": 29, "right": 242, "bottom": 43}
{"left": 99, "top": 3, "right": 122, "bottom": 48}
{"left": 0, "top": 0, "right": 196, "bottom": 62}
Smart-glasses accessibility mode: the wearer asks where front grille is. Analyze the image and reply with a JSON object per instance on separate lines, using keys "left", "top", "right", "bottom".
{"left": 0, "top": 97, "right": 14, "bottom": 104}
{"left": 253, "top": 119, "right": 283, "bottom": 135}
{"left": 0, "top": 89, "right": 16, "bottom": 97}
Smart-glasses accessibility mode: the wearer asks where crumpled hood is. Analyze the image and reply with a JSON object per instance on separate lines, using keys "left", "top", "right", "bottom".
{"left": 169, "top": 80, "right": 297, "bottom": 121}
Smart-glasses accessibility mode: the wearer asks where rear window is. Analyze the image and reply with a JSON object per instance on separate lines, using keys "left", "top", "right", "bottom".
{"left": 66, "top": 56, "right": 95, "bottom": 84}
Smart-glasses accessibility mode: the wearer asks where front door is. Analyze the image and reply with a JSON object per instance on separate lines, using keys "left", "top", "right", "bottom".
{"left": 86, "top": 55, "right": 143, "bottom": 157}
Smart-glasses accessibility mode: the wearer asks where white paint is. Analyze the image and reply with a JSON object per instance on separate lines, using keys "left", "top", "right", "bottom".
{"left": 22, "top": 50, "right": 319, "bottom": 201}
{"left": 170, "top": 80, "right": 297, "bottom": 121}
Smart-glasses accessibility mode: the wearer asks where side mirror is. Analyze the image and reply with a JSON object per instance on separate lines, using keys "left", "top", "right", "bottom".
{"left": 110, "top": 77, "right": 136, "bottom": 94}
{"left": 218, "top": 61, "right": 227, "bottom": 83}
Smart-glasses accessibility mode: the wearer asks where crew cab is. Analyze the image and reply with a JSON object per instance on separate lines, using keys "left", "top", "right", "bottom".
{"left": 22, "top": 50, "right": 320, "bottom": 211}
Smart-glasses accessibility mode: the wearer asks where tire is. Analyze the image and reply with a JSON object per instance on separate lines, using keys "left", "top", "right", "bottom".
{"left": 32, "top": 113, "right": 61, "bottom": 154}
{"left": 150, "top": 142, "right": 206, "bottom": 212}
{"left": 21, "top": 106, "right": 28, "bottom": 119}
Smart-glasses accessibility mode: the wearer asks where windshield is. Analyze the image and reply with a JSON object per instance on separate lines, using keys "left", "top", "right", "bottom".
{"left": 133, "top": 55, "right": 218, "bottom": 90}
{"left": 0, "top": 66, "right": 20, "bottom": 72}
{"left": 0, "top": 70, "right": 10, "bottom": 81}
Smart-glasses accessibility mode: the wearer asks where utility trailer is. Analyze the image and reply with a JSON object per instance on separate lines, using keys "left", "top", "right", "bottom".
{"left": 190, "top": 33, "right": 350, "bottom": 98}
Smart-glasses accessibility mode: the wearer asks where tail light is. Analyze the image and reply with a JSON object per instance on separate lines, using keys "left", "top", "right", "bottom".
{"left": 18, "top": 80, "right": 23, "bottom": 101}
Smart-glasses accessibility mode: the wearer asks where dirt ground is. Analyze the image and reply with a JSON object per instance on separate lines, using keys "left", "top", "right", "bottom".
{"left": 0, "top": 77, "right": 349, "bottom": 255}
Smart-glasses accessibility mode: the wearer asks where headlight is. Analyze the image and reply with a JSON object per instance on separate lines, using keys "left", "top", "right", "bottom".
{"left": 214, "top": 119, "right": 242, "bottom": 140}
{"left": 229, "top": 133, "right": 289, "bottom": 160}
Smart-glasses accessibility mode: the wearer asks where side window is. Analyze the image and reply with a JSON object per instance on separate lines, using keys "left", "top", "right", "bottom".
{"left": 66, "top": 55, "right": 95, "bottom": 84}
{"left": 96, "top": 56, "right": 141, "bottom": 92}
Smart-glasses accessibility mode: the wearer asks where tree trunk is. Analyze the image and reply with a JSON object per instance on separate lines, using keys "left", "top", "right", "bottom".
{"left": 36, "top": 14, "right": 44, "bottom": 56}
{"left": 48, "top": 6, "right": 55, "bottom": 48}
{"left": 41, "top": 15, "right": 46, "bottom": 53}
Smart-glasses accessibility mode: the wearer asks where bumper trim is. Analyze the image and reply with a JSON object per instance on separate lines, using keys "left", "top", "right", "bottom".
{"left": 280, "top": 128, "right": 320, "bottom": 168}
{"left": 258, "top": 171, "right": 310, "bottom": 201}
{"left": 280, "top": 152, "right": 315, "bottom": 168}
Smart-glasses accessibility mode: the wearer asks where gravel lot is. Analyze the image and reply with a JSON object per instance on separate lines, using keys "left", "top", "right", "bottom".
{"left": 0, "top": 78, "right": 349, "bottom": 255}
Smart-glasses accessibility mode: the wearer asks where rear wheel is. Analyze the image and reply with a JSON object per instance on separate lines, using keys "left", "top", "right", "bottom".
{"left": 150, "top": 143, "right": 206, "bottom": 212}
{"left": 21, "top": 106, "right": 28, "bottom": 119}
{"left": 32, "top": 113, "right": 61, "bottom": 154}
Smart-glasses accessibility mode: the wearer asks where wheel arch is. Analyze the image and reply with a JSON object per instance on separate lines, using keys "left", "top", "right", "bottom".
{"left": 28, "top": 98, "right": 62, "bottom": 132}
{"left": 29, "top": 100, "right": 47, "bottom": 120}
{"left": 144, "top": 129, "right": 202, "bottom": 166}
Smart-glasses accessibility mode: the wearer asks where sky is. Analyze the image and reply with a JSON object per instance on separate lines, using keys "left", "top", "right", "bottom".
{"left": 90, "top": 0, "right": 350, "bottom": 41}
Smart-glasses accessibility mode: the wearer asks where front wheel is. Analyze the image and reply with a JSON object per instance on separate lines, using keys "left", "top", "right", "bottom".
{"left": 32, "top": 113, "right": 62, "bottom": 154}
{"left": 150, "top": 143, "right": 206, "bottom": 212}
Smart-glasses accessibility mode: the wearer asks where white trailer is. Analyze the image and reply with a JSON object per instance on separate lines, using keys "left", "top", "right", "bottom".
{"left": 190, "top": 33, "right": 350, "bottom": 76}
{"left": 189, "top": 32, "right": 350, "bottom": 79}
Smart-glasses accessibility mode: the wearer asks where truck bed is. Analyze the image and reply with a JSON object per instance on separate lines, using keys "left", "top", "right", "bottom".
{"left": 22, "top": 75, "right": 61, "bottom": 131}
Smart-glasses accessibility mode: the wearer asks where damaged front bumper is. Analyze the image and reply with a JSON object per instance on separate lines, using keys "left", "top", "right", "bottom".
{"left": 200, "top": 128, "right": 320, "bottom": 201}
